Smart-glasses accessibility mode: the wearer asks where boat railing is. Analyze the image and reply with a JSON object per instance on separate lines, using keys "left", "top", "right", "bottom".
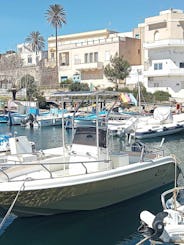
{"left": 0, "top": 167, "right": 10, "bottom": 181}
{"left": 0, "top": 159, "right": 112, "bottom": 182}
{"left": 147, "top": 147, "right": 165, "bottom": 157}
{"left": 161, "top": 186, "right": 184, "bottom": 210}
{"left": 128, "top": 143, "right": 165, "bottom": 159}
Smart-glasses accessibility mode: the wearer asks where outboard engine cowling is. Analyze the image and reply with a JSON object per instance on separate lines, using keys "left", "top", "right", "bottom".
{"left": 21, "top": 114, "right": 35, "bottom": 126}
{"left": 151, "top": 212, "right": 168, "bottom": 241}
{"left": 138, "top": 210, "right": 170, "bottom": 243}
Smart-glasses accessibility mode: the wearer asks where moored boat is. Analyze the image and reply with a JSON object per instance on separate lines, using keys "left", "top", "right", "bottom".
{"left": 0, "top": 91, "right": 177, "bottom": 217}
{"left": 126, "top": 106, "right": 184, "bottom": 139}
{"left": 0, "top": 126, "right": 176, "bottom": 217}
{"left": 138, "top": 184, "right": 184, "bottom": 244}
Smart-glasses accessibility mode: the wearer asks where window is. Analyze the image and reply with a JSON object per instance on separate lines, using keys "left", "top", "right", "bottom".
{"left": 94, "top": 52, "right": 98, "bottom": 62}
{"left": 84, "top": 53, "right": 88, "bottom": 63}
{"left": 89, "top": 53, "right": 93, "bottom": 63}
{"left": 74, "top": 55, "right": 80, "bottom": 65}
{"left": 28, "top": 56, "right": 32, "bottom": 64}
{"left": 105, "top": 51, "right": 110, "bottom": 61}
{"left": 36, "top": 56, "right": 39, "bottom": 64}
{"left": 51, "top": 52, "right": 54, "bottom": 61}
{"left": 60, "top": 76, "right": 68, "bottom": 82}
{"left": 154, "top": 83, "right": 159, "bottom": 87}
{"left": 59, "top": 52, "right": 69, "bottom": 66}
{"left": 154, "top": 31, "right": 159, "bottom": 41}
{"left": 85, "top": 52, "right": 99, "bottom": 63}
{"left": 180, "top": 62, "right": 184, "bottom": 68}
{"left": 18, "top": 47, "right": 22, "bottom": 53}
{"left": 154, "top": 63, "right": 162, "bottom": 70}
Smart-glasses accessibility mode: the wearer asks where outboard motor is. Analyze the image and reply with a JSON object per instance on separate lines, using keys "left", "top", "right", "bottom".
{"left": 21, "top": 116, "right": 29, "bottom": 126}
{"left": 21, "top": 114, "right": 35, "bottom": 127}
{"left": 138, "top": 210, "right": 170, "bottom": 243}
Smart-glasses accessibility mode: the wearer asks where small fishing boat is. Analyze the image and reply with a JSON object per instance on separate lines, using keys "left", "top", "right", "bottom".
{"left": 0, "top": 127, "right": 176, "bottom": 217}
{"left": 21, "top": 109, "right": 74, "bottom": 128}
{"left": 0, "top": 91, "right": 176, "bottom": 218}
{"left": 0, "top": 134, "right": 12, "bottom": 152}
{"left": 0, "top": 114, "right": 9, "bottom": 123}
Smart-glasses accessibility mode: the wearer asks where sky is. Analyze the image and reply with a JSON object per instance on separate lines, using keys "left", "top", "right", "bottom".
{"left": 0, "top": 0, "right": 184, "bottom": 53}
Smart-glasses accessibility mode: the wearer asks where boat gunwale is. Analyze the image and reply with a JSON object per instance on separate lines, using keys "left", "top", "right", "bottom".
{"left": 0, "top": 155, "right": 175, "bottom": 191}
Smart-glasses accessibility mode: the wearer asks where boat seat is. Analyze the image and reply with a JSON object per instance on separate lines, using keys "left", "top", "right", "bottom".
{"left": 0, "top": 164, "right": 44, "bottom": 182}
{"left": 9, "top": 136, "right": 33, "bottom": 154}
{"left": 110, "top": 153, "right": 129, "bottom": 168}
{"left": 7, "top": 154, "right": 37, "bottom": 163}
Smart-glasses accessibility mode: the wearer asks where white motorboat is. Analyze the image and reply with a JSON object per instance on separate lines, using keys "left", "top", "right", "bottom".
{"left": 127, "top": 106, "right": 184, "bottom": 139}
{"left": 0, "top": 127, "right": 176, "bottom": 217}
{"left": 108, "top": 116, "right": 137, "bottom": 136}
{"left": 0, "top": 92, "right": 177, "bottom": 217}
{"left": 134, "top": 122, "right": 184, "bottom": 139}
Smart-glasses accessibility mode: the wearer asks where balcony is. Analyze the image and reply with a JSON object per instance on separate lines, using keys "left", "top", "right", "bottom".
{"left": 74, "top": 62, "right": 103, "bottom": 71}
{"left": 143, "top": 39, "right": 184, "bottom": 49}
{"left": 144, "top": 68, "right": 184, "bottom": 77}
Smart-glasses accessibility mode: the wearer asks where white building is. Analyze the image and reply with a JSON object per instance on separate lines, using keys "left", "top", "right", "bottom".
{"left": 43, "top": 9, "right": 184, "bottom": 99}
{"left": 140, "top": 8, "right": 184, "bottom": 99}
{"left": 17, "top": 43, "right": 47, "bottom": 66}
{"left": 47, "top": 29, "right": 141, "bottom": 89}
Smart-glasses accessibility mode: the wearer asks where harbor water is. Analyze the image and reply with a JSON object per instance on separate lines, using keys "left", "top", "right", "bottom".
{"left": 0, "top": 124, "right": 183, "bottom": 245}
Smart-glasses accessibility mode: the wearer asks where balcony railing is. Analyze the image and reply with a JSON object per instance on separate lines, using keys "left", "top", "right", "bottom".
{"left": 143, "top": 39, "right": 184, "bottom": 49}
{"left": 144, "top": 68, "right": 184, "bottom": 77}
{"left": 74, "top": 62, "right": 103, "bottom": 71}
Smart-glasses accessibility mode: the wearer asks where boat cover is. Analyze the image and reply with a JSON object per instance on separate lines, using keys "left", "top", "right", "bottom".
{"left": 153, "top": 106, "right": 173, "bottom": 123}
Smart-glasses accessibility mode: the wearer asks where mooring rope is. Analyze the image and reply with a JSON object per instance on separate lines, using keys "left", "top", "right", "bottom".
{"left": 136, "top": 235, "right": 152, "bottom": 245}
{"left": 0, "top": 180, "right": 26, "bottom": 230}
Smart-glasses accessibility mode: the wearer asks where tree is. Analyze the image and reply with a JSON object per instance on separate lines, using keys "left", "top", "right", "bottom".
{"left": 69, "top": 82, "right": 90, "bottom": 91}
{"left": 21, "top": 74, "right": 41, "bottom": 100}
{"left": 45, "top": 4, "right": 66, "bottom": 69}
{"left": 104, "top": 53, "right": 131, "bottom": 90}
{"left": 25, "top": 31, "right": 45, "bottom": 55}
{"left": 153, "top": 90, "right": 171, "bottom": 102}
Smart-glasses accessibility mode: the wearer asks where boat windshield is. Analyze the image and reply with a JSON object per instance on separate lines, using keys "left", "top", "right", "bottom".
{"left": 72, "top": 127, "right": 107, "bottom": 148}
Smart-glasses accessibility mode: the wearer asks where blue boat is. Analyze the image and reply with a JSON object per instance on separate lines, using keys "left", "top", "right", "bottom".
{"left": 0, "top": 134, "right": 12, "bottom": 152}
{"left": 0, "top": 114, "right": 9, "bottom": 123}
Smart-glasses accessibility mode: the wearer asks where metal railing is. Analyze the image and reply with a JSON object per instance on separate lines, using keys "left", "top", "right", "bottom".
{"left": 0, "top": 159, "right": 111, "bottom": 182}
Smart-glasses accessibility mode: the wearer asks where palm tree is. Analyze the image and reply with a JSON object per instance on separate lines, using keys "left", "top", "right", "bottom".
{"left": 45, "top": 4, "right": 66, "bottom": 69}
{"left": 25, "top": 31, "right": 45, "bottom": 55}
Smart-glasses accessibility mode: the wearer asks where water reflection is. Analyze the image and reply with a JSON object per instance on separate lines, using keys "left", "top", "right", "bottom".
{"left": 0, "top": 184, "right": 171, "bottom": 245}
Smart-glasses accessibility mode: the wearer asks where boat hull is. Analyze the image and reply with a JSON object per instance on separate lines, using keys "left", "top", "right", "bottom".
{"left": 35, "top": 118, "right": 62, "bottom": 127}
{"left": 0, "top": 158, "right": 175, "bottom": 216}
{"left": 135, "top": 125, "right": 184, "bottom": 139}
